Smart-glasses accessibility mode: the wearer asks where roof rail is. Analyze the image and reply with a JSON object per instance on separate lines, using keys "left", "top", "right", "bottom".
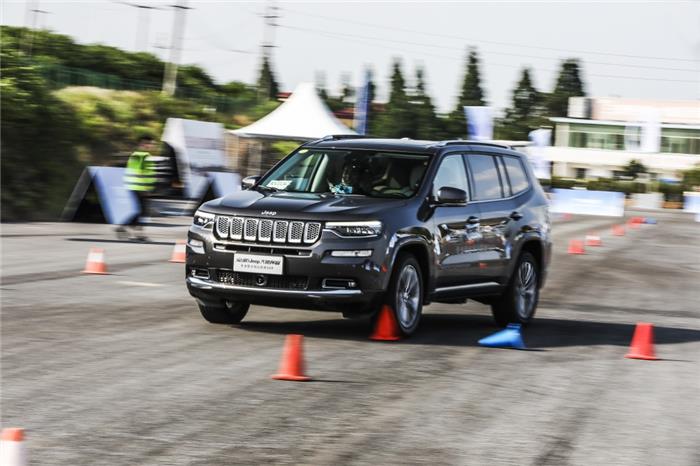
{"left": 434, "top": 140, "right": 512, "bottom": 149}
{"left": 320, "top": 134, "right": 370, "bottom": 141}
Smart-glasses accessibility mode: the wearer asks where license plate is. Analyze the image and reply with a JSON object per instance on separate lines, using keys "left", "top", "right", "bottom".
{"left": 233, "top": 253, "right": 284, "bottom": 275}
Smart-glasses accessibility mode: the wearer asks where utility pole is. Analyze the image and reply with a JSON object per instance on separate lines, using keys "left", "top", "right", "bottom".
{"left": 162, "top": 0, "right": 191, "bottom": 96}
{"left": 114, "top": 1, "right": 163, "bottom": 52}
{"left": 261, "top": 0, "right": 279, "bottom": 60}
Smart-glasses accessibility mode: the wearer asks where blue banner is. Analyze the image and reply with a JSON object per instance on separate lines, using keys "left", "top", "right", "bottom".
{"left": 208, "top": 171, "right": 241, "bottom": 198}
{"left": 89, "top": 167, "right": 140, "bottom": 225}
{"left": 464, "top": 106, "right": 493, "bottom": 141}
{"left": 550, "top": 189, "right": 625, "bottom": 217}
{"left": 684, "top": 192, "right": 700, "bottom": 213}
{"left": 353, "top": 69, "right": 371, "bottom": 135}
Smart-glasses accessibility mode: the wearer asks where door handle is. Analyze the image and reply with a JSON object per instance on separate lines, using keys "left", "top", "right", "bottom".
{"left": 509, "top": 211, "right": 523, "bottom": 221}
{"left": 466, "top": 216, "right": 480, "bottom": 225}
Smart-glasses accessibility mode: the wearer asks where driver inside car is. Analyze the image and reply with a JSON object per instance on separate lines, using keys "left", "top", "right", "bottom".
{"left": 330, "top": 158, "right": 370, "bottom": 194}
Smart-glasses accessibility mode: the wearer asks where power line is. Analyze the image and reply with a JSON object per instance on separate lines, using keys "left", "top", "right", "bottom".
{"left": 280, "top": 25, "right": 699, "bottom": 85}
{"left": 282, "top": 23, "right": 698, "bottom": 74}
{"left": 111, "top": 1, "right": 166, "bottom": 52}
{"left": 283, "top": 7, "right": 700, "bottom": 65}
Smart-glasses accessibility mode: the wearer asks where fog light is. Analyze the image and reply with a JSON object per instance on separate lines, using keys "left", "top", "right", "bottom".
{"left": 188, "top": 239, "right": 204, "bottom": 248}
{"left": 330, "top": 250, "right": 372, "bottom": 258}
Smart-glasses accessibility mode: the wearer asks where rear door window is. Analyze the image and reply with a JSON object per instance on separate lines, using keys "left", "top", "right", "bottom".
{"left": 467, "top": 154, "right": 503, "bottom": 200}
{"left": 502, "top": 156, "right": 530, "bottom": 194}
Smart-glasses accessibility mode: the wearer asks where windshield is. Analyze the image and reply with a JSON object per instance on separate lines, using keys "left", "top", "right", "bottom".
{"left": 259, "top": 149, "right": 430, "bottom": 198}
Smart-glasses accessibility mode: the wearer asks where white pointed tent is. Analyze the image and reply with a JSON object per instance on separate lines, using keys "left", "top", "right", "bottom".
{"left": 231, "top": 82, "right": 356, "bottom": 140}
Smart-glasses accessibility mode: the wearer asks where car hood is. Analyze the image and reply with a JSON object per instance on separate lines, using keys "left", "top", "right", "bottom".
{"left": 201, "top": 190, "right": 407, "bottom": 219}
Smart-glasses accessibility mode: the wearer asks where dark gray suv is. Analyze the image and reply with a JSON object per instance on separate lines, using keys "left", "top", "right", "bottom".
{"left": 186, "top": 137, "right": 551, "bottom": 335}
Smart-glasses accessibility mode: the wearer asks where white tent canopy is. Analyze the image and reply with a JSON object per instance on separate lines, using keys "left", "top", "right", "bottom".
{"left": 231, "top": 82, "right": 356, "bottom": 140}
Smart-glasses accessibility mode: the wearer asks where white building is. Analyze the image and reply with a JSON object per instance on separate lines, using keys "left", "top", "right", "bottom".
{"left": 542, "top": 97, "right": 700, "bottom": 180}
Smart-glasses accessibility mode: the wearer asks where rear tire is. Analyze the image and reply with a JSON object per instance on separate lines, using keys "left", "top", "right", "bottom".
{"left": 491, "top": 252, "right": 539, "bottom": 327}
{"left": 386, "top": 254, "right": 423, "bottom": 336}
{"left": 198, "top": 301, "right": 249, "bottom": 324}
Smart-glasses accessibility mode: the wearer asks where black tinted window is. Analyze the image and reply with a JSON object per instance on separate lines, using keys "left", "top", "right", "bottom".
{"left": 468, "top": 155, "right": 502, "bottom": 200}
{"left": 433, "top": 154, "right": 469, "bottom": 197}
{"left": 503, "top": 156, "right": 529, "bottom": 194}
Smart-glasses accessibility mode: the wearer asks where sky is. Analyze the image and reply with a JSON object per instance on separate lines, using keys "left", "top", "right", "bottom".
{"left": 2, "top": 0, "right": 699, "bottom": 113}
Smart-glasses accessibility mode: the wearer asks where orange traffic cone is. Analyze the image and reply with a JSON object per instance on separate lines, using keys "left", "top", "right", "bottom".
{"left": 567, "top": 239, "right": 585, "bottom": 255}
{"left": 625, "top": 322, "right": 658, "bottom": 360}
{"left": 272, "top": 334, "right": 311, "bottom": 381}
{"left": 627, "top": 217, "right": 641, "bottom": 229}
{"left": 585, "top": 234, "right": 602, "bottom": 247}
{"left": 612, "top": 224, "right": 625, "bottom": 236}
{"left": 0, "top": 428, "right": 27, "bottom": 466}
{"left": 82, "top": 247, "right": 108, "bottom": 274}
{"left": 370, "top": 305, "right": 402, "bottom": 341}
{"left": 169, "top": 240, "right": 186, "bottom": 263}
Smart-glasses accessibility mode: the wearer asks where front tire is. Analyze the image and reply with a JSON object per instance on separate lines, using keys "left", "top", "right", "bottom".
{"left": 386, "top": 254, "right": 424, "bottom": 336}
{"left": 198, "top": 300, "right": 249, "bottom": 324}
{"left": 491, "top": 252, "right": 539, "bottom": 327}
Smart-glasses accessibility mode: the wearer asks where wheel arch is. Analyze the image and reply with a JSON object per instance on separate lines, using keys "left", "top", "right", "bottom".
{"left": 390, "top": 240, "right": 433, "bottom": 304}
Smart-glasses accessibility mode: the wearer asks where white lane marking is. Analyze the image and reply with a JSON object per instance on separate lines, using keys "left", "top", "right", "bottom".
{"left": 117, "top": 280, "right": 165, "bottom": 288}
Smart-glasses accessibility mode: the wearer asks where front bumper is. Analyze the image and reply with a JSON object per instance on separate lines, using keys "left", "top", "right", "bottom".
{"left": 185, "top": 224, "right": 391, "bottom": 312}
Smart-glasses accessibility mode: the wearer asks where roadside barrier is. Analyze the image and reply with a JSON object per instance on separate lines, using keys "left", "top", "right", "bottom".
{"left": 567, "top": 239, "right": 585, "bottom": 255}
{"left": 169, "top": 240, "right": 186, "bottom": 263}
{"left": 585, "top": 234, "right": 602, "bottom": 247}
{"left": 478, "top": 324, "right": 526, "bottom": 349}
{"left": 370, "top": 305, "right": 402, "bottom": 341}
{"left": 82, "top": 248, "right": 108, "bottom": 274}
{"left": 271, "top": 334, "right": 311, "bottom": 381}
{"left": 0, "top": 428, "right": 27, "bottom": 466}
{"left": 625, "top": 323, "right": 658, "bottom": 360}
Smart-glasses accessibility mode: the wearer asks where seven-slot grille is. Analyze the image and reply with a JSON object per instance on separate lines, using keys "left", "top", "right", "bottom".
{"left": 215, "top": 216, "right": 321, "bottom": 244}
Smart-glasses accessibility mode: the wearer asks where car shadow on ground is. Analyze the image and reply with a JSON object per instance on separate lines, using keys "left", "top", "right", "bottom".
{"left": 237, "top": 313, "right": 700, "bottom": 351}
{"left": 67, "top": 237, "right": 175, "bottom": 246}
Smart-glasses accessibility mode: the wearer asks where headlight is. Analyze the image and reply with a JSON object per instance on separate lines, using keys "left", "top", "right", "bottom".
{"left": 325, "top": 221, "right": 382, "bottom": 238}
{"left": 193, "top": 210, "right": 215, "bottom": 227}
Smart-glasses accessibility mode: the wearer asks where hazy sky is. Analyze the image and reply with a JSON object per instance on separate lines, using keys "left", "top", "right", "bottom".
{"left": 3, "top": 0, "right": 699, "bottom": 113}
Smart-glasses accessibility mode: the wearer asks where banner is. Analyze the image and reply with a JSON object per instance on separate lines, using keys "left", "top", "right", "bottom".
{"left": 549, "top": 189, "right": 625, "bottom": 217}
{"left": 684, "top": 192, "right": 700, "bottom": 213}
{"left": 624, "top": 108, "right": 660, "bottom": 153}
{"left": 631, "top": 192, "right": 663, "bottom": 210}
{"left": 63, "top": 167, "right": 140, "bottom": 225}
{"left": 464, "top": 106, "right": 493, "bottom": 141}
{"left": 527, "top": 128, "right": 552, "bottom": 180}
{"left": 161, "top": 118, "right": 226, "bottom": 199}
{"left": 353, "top": 69, "right": 371, "bottom": 135}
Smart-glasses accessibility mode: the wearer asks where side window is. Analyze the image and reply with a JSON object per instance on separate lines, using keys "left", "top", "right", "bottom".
{"left": 502, "top": 156, "right": 530, "bottom": 194}
{"left": 432, "top": 154, "right": 469, "bottom": 198}
{"left": 468, "top": 154, "right": 503, "bottom": 200}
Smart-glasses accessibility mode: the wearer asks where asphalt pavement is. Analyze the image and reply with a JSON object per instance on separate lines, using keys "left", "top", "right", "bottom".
{"left": 1, "top": 211, "right": 699, "bottom": 465}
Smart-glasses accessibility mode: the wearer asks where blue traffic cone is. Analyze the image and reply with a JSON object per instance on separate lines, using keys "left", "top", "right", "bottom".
{"left": 478, "top": 323, "right": 526, "bottom": 349}
{"left": 644, "top": 217, "right": 657, "bottom": 224}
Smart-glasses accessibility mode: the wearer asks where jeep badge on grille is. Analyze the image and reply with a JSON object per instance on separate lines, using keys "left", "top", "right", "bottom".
{"left": 261, "top": 211, "right": 277, "bottom": 216}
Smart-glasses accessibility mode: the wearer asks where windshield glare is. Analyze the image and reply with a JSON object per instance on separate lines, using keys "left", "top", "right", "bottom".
{"left": 260, "top": 149, "right": 430, "bottom": 198}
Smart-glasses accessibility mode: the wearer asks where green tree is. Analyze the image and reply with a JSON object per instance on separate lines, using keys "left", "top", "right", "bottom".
{"left": 497, "top": 68, "right": 546, "bottom": 140}
{"left": 681, "top": 165, "right": 700, "bottom": 190}
{"left": 410, "top": 67, "right": 443, "bottom": 140}
{"left": 256, "top": 55, "right": 279, "bottom": 101}
{"left": 1, "top": 48, "right": 82, "bottom": 220}
{"left": 445, "top": 48, "right": 486, "bottom": 138}
{"left": 371, "top": 60, "right": 413, "bottom": 137}
{"left": 622, "top": 159, "right": 648, "bottom": 179}
{"left": 546, "top": 59, "right": 585, "bottom": 117}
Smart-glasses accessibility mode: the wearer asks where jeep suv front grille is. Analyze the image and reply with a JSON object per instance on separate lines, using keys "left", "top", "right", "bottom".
{"left": 214, "top": 216, "right": 321, "bottom": 245}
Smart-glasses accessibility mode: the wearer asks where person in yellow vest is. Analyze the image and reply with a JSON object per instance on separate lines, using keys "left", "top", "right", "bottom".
{"left": 116, "top": 136, "right": 157, "bottom": 241}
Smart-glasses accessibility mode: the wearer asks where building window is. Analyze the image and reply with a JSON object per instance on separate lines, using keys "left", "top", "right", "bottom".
{"left": 575, "top": 168, "right": 587, "bottom": 179}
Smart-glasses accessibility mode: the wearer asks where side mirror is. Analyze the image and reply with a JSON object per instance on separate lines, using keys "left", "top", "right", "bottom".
{"left": 436, "top": 186, "right": 467, "bottom": 205}
{"left": 242, "top": 175, "right": 261, "bottom": 190}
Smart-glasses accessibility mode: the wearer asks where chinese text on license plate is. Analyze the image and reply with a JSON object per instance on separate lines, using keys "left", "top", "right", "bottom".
{"left": 233, "top": 253, "right": 284, "bottom": 275}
